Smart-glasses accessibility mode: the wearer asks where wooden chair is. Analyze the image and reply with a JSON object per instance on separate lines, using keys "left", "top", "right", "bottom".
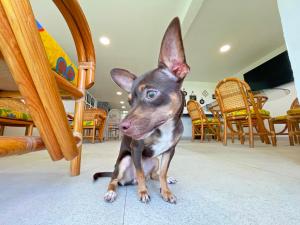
{"left": 0, "top": 0, "right": 95, "bottom": 176}
{"left": 287, "top": 98, "right": 300, "bottom": 145}
{"left": 269, "top": 98, "right": 299, "bottom": 145}
{"left": 215, "top": 78, "right": 273, "bottom": 148}
{"left": 105, "top": 109, "right": 121, "bottom": 140}
{"left": 73, "top": 108, "right": 107, "bottom": 143}
{"left": 187, "top": 100, "right": 221, "bottom": 142}
{"left": 0, "top": 98, "right": 34, "bottom": 136}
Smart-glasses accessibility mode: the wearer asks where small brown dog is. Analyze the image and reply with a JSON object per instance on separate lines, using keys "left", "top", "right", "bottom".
{"left": 94, "top": 17, "right": 189, "bottom": 204}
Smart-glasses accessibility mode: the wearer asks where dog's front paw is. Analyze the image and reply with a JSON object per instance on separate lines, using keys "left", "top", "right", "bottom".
{"left": 104, "top": 190, "right": 117, "bottom": 203}
{"left": 167, "top": 176, "right": 177, "bottom": 184}
{"left": 160, "top": 189, "right": 177, "bottom": 204}
{"left": 138, "top": 190, "right": 151, "bottom": 203}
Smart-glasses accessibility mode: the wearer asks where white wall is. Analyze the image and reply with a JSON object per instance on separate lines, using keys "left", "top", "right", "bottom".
{"left": 262, "top": 82, "right": 297, "bottom": 117}
{"left": 182, "top": 81, "right": 216, "bottom": 114}
{"left": 277, "top": 0, "right": 300, "bottom": 99}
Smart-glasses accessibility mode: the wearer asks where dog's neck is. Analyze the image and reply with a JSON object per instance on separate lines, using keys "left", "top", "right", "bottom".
{"left": 143, "top": 89, "right": 184, "bottom": 148}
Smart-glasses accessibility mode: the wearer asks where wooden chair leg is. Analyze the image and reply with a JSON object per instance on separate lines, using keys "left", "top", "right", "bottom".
{"left": 216, "top": 125, "right": 221, "bottom": 141}
{"left": 200, "top": 124, "right": 204, "bottom": 143}
{"left": 293, "top": 122, "right": 299, "bottom": 144}
{"left": 230, "top": 131, "right": 234, "bottom": 143}
{"left": 268, "top": 119, "right": 277, "bottom": 146}
{"left": 248, "top": 118, "right": 254, "bottom": 148}
{"left": 223, "top": 118, "right": 228, "bottom": 146}
{"left": 0, "top": 125, "right": 4, "bottom": 136}
{"left": 295, "top": 123, "right": 300, "bottom": 144}
{"left": 92, "top": 126, "right": 95, "bottom": 144}
{"left": 237, "top": 122, "right": 244, "bottom": 145}
{"left": 70, "top": 97, "right": 85, "bottom": 176}
{"left": 25, "top": 124, "right": 34, "bottom": 136}
{"left": 287, "top": 120, "right": 294, "bottom": 146}
{"left": 241, "top": 126, "right": 245, "bottom": 145}
{"left": 191, "top": 124, "right": 195, "bottom": 141}
{"left": 98, "top": 127, "right": 101, "bottom": 142}
{"left": 254, "top": 125, "right": 265, "bottom": 143}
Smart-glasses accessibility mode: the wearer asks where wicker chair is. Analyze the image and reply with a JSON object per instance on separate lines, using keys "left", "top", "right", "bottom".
{"left": 72, "top": 108, "right": 107, "bottom": 143}
{"left": 287, "top": 98, "right": 300, "bottom": 145}
{"left": 0, "top": 98, "right": 34, "bottom": 136}
{"left": 0, "top": 0, "right": 95, "bottom": 176}
{"left": 187, "top": 100, "right": 221, "bottom": 142}
{"left": 215, "top": 78, "right": 273, "bottom": 148}
{"left": 269, "top": 98, "right": 299, "bottom": 145}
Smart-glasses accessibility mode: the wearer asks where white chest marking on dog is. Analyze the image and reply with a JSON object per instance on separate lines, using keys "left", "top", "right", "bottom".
{"left": 152, "top": 119, "right": 174, "bottom": 157}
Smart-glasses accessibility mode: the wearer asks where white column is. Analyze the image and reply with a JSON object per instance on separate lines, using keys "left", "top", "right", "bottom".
{"left": 277, "top": 0, "right": 300, "bottom": 99}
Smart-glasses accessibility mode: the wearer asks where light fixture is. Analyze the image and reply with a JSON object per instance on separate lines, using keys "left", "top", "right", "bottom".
{"left": 116, "top": 91, "right": 122, "bottom": 96}
{"left": 121, "top": 106, "right": 126, "bottom": 109}
{"left": 120, "top": 101, "right": 125, "bottom": 104}
{"left": 220, "top": 44, "right": 231, "bottom": 53}
{"left": 99, "top": 36, "right": 110, "bottom": 46}
{"left": 123, "top": 110, "right": 128, "bottom": 114}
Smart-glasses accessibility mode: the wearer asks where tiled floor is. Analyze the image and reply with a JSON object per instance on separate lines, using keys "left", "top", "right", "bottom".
{"left": 1, "top": 139, "right": 300, "bottom": 225}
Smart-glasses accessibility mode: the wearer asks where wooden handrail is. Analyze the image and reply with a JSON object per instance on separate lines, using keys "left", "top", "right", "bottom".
{"left": 1, "top": 0, "right": 79, "bottom": 160}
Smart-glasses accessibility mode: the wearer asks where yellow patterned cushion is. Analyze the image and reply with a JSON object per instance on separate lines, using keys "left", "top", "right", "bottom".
{"left": 193, "top": 118, "right": 219, "bottom": 125}
{"left": 287, "top": 108, "right": 300, "bottom": 116}
{"left": 36, "top": 21, "right": 78, "bottom": 86}
{"left": 71, "top": 120, "right": 95, "bottom": 126}
{"left": 0, "top": 108, "right": 32, "bottom": 121}
{"left": 272, "top": 115, "right": 287, "bottom": 121}
{"left": 228, "top": 109, "right": 270, "bottom": 117}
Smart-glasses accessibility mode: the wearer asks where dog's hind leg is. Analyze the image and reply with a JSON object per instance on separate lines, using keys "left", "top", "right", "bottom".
{"left": 149, "top": 157, "right": 160, "bottom": 181}
{"left": 149, "top": 158, "right": 177, "bottom": 184}
{"left": 104, "top": 155, "right": 131, "bottom": 202}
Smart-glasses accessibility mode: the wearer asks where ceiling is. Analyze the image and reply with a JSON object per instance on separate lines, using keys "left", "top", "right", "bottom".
{"left": 31, "top": 0, "right": 285, "bottom": 110}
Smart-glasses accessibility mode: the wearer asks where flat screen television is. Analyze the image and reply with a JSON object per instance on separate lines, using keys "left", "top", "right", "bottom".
{"left": 243, "top": 51, "right": 294, "bottom": 91}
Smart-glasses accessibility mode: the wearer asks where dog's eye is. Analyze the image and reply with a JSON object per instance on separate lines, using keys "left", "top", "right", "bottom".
{"left": 146, "top": 90, "right": 158, "bottom": 100}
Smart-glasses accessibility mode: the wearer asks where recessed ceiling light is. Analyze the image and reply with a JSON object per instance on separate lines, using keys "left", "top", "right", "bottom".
{"left": 99, "top": 36, "right": 110, "bottom": 46}
{"left": 121, "top": 106, "right": 126, "bottom": 109}
{"left": 123, "top": 110, "right": 128, "bottom": 114}
{"left": 120, "top": 101, "right": 125, "bottom": 104}
{"left": 220, "top": 44, "right": 231, "bottom": 53}
{"left": 116, "top": 91, "right": 122, "bottom": 96}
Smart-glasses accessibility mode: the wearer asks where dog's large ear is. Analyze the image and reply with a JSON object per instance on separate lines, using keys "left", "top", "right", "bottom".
{"left": 110, "top": 68, "right": 137, "bottom": 93}
{"left": 158, "top": 17, "right": 190, "bottom": 80}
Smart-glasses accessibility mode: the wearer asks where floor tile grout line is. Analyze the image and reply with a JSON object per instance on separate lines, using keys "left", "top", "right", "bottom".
{"left": 122, "top": 186, "right": 128, "bottom": 225}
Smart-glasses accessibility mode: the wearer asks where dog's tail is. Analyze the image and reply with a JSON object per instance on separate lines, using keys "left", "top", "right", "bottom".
{"left": 93, "top": 172, "right": 113, "bottom": 181}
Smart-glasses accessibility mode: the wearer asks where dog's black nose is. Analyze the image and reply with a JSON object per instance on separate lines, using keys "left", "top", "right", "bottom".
{"left": 120, "top": 120, "right": 131, "bottom": 132}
